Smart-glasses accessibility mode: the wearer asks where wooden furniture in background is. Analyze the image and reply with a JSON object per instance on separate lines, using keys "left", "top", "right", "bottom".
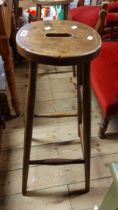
{"left": 0, "top": 0, "right": 20, "bottom": 115}
{"left": 102, "top": 0, "right": 118, "bottom": 39}
{"left": 16, "top": 20, "right": 101, "bottom": 195}
{"left": 33, "top": 0, "right": 71, "bottom": 20}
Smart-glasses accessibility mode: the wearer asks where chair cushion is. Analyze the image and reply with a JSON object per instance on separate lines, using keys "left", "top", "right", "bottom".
{"left": 102, "top": 31, "right": 118, "bottom": 40}
{"left": 69, "top": 6, "right": 100, "bottom": 28}
{"left": 106, "top": 13, "right": 118, "bottom": 27}
{"left": 107, "top": 2, "right": 118, "bottom": 13}
{"left": 91, "top": 42, "right": 118, "bottom": 116}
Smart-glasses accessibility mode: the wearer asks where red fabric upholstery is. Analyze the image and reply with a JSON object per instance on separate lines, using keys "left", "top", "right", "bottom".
{"left": 102, "top": 31, "right": 118, "bottom": 39}
{"left": 105, "top": 13, "right": 118, "bottom": 27}
{"left": 69, "top": 6, "right": 100, "bottom": 28}
{"left": 107, "top": 2, "right": 118, "bottom": 13}
{"left": 91, "top": 42, "right": 118, "bottom": 117}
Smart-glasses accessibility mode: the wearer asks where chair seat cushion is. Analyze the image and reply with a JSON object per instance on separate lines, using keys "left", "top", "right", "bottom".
{"left": 106, "top": 13, "right": 118, "bottom": 27}
{"left": 69, "top": 6, "right": 100, "bottom": 28}
{"left": 102, "top": 31, "right": 118, "bottom": 40}
{"left": 91, "top": 42, "right": 118, "bottom": 116}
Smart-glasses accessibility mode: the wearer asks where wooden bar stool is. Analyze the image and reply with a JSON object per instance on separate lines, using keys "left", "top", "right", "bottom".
{"left": 16, "top": 20, "right": 101, "bottom": 195}
{"left": 33, "top": 0, "right": 71, "bottom": 20}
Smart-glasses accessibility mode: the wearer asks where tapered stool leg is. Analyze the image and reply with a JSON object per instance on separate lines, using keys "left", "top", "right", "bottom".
{"left": 83, "top": 62, "right": 91, "bottom": 192}
{"left": 22, "top": 62, "right": 37, "bottom": 195}
{"left": 77, "top": 66, "right": 82, "bottom": 137}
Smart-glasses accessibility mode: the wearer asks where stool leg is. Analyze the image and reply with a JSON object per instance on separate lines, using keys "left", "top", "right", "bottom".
{"left": 83, "top": 62, "right": 91, "bottom": 192}
{"left": 72, "top": 65, "right": 76, "bottom": 77}
{"left": 77, "top": 66, "right": 82, "bottom": 137}
{"left": 22, "top": 62, "right": 37, "bottom": 195}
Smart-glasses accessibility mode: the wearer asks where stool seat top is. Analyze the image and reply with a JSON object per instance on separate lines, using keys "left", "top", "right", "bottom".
{"left": 33, "top": 0, "right": 70, "bottom": 5}
{"left": 16, "top": 20, "right": 101, "bottom": 66}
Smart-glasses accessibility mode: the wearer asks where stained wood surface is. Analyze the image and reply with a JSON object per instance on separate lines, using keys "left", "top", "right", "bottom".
{"left": 0, "top": 0, "right": 12, "bottom": 38}
{"left": 0, "top": 0, "right": 20, "bottom": 115}
{"left": 34, "top": 0, "right": 71, "bottom": 20}
{"left": 16, "top": 20, "right": 101, "bottom": 65}
{"left": 34, "top": 0, "right": 71, "bottom": 5}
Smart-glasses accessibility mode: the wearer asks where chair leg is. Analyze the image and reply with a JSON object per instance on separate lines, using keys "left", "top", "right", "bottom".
{"left": 98, "top": 117, "right": 109, "bottom": 139}
{"left": 22, "top": 62, "right": 37, "bottom": 195}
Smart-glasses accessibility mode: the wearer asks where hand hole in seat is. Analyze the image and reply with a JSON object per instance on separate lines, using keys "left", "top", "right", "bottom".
{"left": 46, "top": 33, "right": 72, "bottom": 37}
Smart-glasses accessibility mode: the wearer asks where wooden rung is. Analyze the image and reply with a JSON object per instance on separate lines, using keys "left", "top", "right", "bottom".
{"left": 34, "top": 112, "right": 77, "bottom": 118}
{"left": 29, "top": 158, "right": 85, "bottom": 165}
{"left": 39, "top": 70, "right": 72, "bottom": 76}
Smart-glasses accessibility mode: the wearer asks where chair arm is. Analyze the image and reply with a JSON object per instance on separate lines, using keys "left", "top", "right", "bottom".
{"left": 95, "top": 9, "right": 107, "bottom": 36}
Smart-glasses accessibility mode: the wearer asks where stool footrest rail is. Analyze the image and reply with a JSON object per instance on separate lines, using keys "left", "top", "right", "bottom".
{"left": 29, "top": 158, "right": 85, "bottom": 165}
{"left": 34, "top": 112, "right": 77, "bottom": 118}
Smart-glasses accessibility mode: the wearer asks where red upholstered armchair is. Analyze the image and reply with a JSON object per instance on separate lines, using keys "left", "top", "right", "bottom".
{"left": 102, "top": 1, "right": 118, "bottom": 39}
{"left": 68, "top": 4, "right": 106, "bottom": 36}
{"left": 91, "top": 42, "right": 118, "bottom": 138}
{"left": 105, "top": 1, "right": 118, "bottom": 12}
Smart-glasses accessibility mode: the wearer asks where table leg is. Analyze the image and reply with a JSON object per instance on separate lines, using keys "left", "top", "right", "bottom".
{"left": 22, "top": 62, "right": 37, "bottom": 195}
